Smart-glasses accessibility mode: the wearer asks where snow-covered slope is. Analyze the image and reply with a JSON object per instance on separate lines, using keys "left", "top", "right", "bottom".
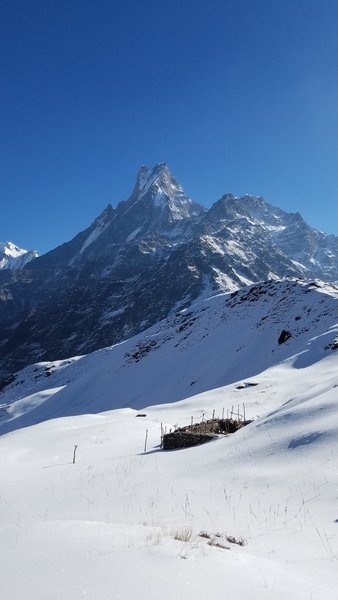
{"left": 1, "top": 278, "right": 337, "bottom": 434}
{"left": 0, "top": 279, "right": 338, "bottom": 599}
{"left": 0, "top": 241, "right": 37, "bottom": 270}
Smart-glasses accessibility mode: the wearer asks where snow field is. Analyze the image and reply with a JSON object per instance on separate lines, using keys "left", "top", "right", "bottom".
{"left": 1, "top": 280, "right": 338, "bottom": 599}
{"left": 1, "top": 353, "right": 338, "bottom": 599}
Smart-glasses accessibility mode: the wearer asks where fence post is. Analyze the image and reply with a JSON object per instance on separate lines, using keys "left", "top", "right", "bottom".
{"left": 72, "top": 444, "right": 78, "bottom": 464}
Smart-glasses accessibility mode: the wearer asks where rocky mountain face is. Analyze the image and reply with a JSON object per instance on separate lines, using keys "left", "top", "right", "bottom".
{"left": 0, "top": 163, "right": 337, "bottom": 380}
{"left": 0, "top": 242, "right": 37, "bottom": 270}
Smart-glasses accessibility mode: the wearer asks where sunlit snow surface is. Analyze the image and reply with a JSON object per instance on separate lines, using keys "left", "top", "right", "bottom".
{"left": 0, "top": 241, "right": 37, "bottom": 269}
{"left": 0, "top": 279, "right": 338, "bottom": 599}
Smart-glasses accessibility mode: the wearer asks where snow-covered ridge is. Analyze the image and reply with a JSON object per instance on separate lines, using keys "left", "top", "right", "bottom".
{"left": 1, "top": 278, "right": 337, "bottom": 435}
{"left": 0, "top": 241, "right": 38, "bottom": 270}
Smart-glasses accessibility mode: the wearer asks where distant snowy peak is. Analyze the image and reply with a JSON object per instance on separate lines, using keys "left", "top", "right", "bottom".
{"left": 79, "top": 164, "right": 204, "bottom": 255}
{"left": 216, "top": 193, "right": 310, "bottom": 234}
{"left": 129, "top": 163, "right": 205, "bottom": 221}
{"left": 134, "top": 163, "right": 181, "bottom": 198}
{"left": 202, "top": 192, "right": 338, "bottom": 278}
{"left": 211, "top": 193, "right": 285, "bottom": 225}
{"left": 0, "top": 241, "right": 38, "bottom": 270}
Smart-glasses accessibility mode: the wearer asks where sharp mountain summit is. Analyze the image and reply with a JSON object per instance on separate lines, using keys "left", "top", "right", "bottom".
{"left": 1, "top": 163, "right": 337, "bottom": 379}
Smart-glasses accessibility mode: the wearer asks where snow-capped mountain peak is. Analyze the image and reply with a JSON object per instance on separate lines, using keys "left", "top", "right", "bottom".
{"left": 0, "top": 241, "right": 38, "bottom": 270}
{"left": 1, "top": 164, "right": 338, "bottom": 379}
{"left": 134, "top": 162, "right": 172, "bottom": 196}
{"left": 128, "top": 163, "right": 205, "bottom": 221}
{"left": 0, "top": 241, "right": 27, "bottom": 257}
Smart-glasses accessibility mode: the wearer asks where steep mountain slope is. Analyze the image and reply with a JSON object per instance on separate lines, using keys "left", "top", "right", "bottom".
{"left": 213, "top": 194, "right": 338, "bottom": 281}
{"left": 1, "top": 163, "right": 338, "bottom": 379}
{"left": 0, "top": 241, "right": 37, "bottom": 270}
{"left": 1, "top": 278, "right": 337, "bottom": 435}
{"left": 1, "top": 278, "right": 338, "bottom": 600}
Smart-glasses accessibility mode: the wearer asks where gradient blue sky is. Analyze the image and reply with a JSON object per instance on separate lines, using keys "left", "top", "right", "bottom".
{"left": 1, "top": 0, "right": 338, "bottom": 254}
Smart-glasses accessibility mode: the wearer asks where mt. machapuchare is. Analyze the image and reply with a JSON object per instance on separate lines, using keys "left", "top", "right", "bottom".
{"left": 0, "top": 163, "right": 337, "bottom": 380}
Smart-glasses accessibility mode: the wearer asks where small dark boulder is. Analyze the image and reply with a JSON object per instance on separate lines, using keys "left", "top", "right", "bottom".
{"left": 278, "top": 329, "right": 292, "bottom": 345}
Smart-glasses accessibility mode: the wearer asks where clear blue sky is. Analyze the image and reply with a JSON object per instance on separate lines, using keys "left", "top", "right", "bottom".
{"left": 1, "top": 0, "right": 338, "bottom": 254}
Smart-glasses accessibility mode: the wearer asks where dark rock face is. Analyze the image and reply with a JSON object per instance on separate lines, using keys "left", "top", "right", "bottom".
{"left": 162, "top": 431, "right": 214, "bottom": 449}
{"left": 1, "top": 163, "right": 338, "bottom": 379}
{"left": 278, "top": 330, "right": 292, "bottom": 345}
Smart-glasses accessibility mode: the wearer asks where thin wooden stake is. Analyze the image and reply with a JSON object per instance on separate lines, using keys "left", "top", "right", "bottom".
{"left": 72, "top": 444, "right": 78, "bottom": 464}
{"left": 144, "top": 429, "right": 148, "bottom": 453}
{"left": 243, "top": 403, "right": 246, "bottom": 422}
{"left": 212, "top": 409, "right": 215, "bottom": 422}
